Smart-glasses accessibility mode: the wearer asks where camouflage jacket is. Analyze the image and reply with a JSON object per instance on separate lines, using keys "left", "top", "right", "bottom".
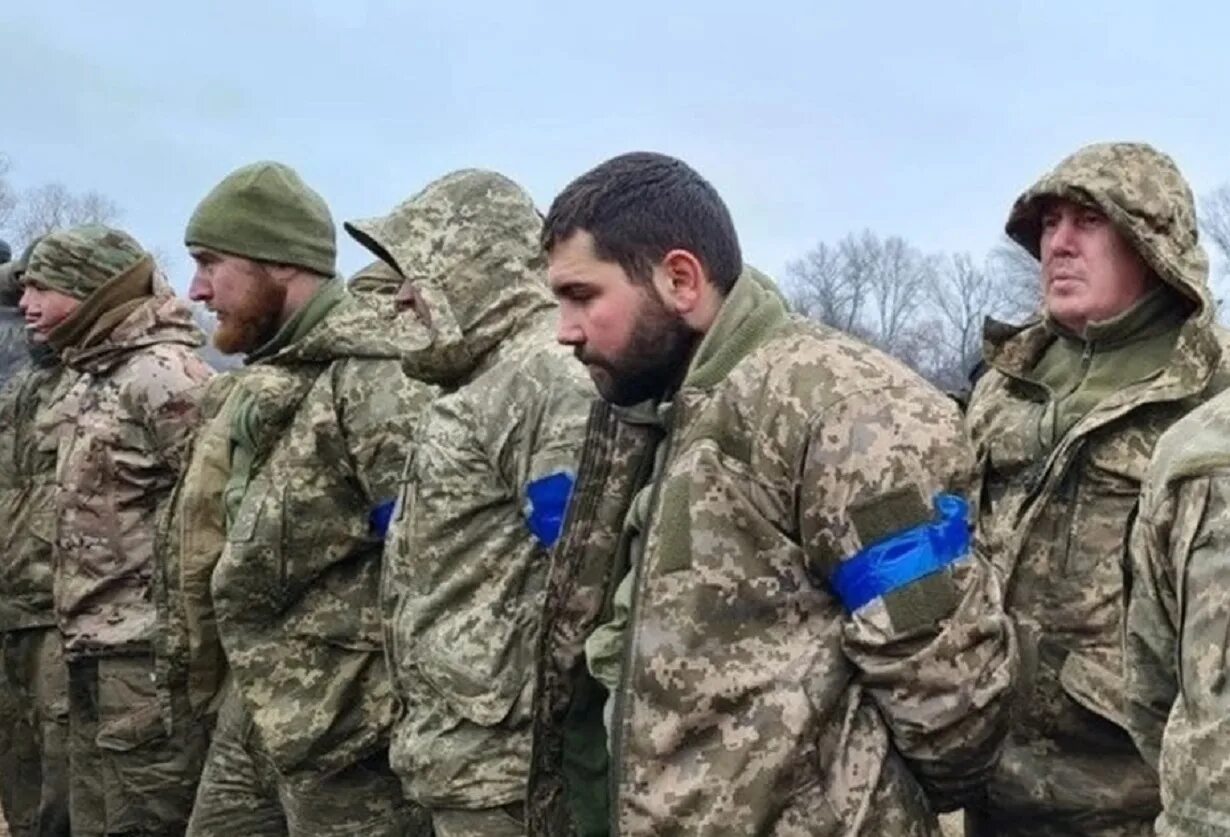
{"left": 204, "top": 288, "right": 435, "bottom": 776}
{"left": 347, "top": 169, "right": 595, "bottom": 809}
{"left": 0, "top": 354, "right": 73, "bottom": 631}
{"left": 529, "top": 269, "right": 1016, "bottom": 836}
{"left": 1125, "top": 393, "right": 1230, "bottom": 836}
{"left": 46, "top": 292, "right": 212, "bottom": 657}
{"left": 967, "top": 143, "right": 1230, "bottom": 828}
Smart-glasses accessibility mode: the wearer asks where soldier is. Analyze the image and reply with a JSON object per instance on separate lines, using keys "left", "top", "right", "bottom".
{"left": 347, "top": 258, "right": 401, "bottom": 301}
{"left": 0, "top": 245, "right": 71, "bottom": 837}
{"left": 526, "top": 151, "right": 1016, "bottom": 836}
{"left": 1125, "top": 390, "right": 1230, "bottom": 835}
{"left": 345, "top": 169, "right": 594, "bottom": 836}
{"left": 175, "top": 161, "right": 435, "bottom": 836}
{"left": 19, "top": 225, "right": 215, "bottom": 836}
{"left": 965, "top": 142, "right": 1230, "bottom": 836}
{"left": 0, "top": 237, "right": 27, "bottom": 386}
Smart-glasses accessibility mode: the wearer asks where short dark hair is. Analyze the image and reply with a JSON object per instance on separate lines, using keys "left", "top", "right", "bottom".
{"left": 542, "top": 152, "right": 743, "bottom": 294}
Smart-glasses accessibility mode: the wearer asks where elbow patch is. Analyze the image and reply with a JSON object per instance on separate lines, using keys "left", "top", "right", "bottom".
{"left": 525, "top": 471, "right": 575, "bottom": 549}
{"left": 830, "top": 492, "right": 970, "bottom": 622}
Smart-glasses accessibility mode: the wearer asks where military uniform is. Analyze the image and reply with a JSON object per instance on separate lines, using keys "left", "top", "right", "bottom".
{"left": 0, "top": 346, "right": 72, "bottom": 837}
{"left": 26, "top": 226, "right": 214, "bottom": 836}
{"left": 173, "top": 162, "right": 435, "bottom": 837}
{"left": 346, "top": 169, "right": 595, "bottom": 835}
{"left": 966, "top": 143, "right": 1230, "bottom": 836}
{"left": 528, "top": 266, "right": 1016, "bottom": 836}
{"left": 1, "top": 249, "right": 30, "bottom": 390}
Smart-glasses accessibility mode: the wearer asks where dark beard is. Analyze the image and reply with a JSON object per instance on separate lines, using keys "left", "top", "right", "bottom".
{"left": 577, "top": 288, "right": 698, "bottom": 407}
{"left": 214, "top": 269, "right": 287, "bottom": 355}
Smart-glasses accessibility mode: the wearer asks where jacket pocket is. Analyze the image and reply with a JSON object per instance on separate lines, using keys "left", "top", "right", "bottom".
{"left": 415, "top": 615, "right": 533, "bottom": 728}
{"left": 94, "top": 656, "right": 169, "bottom": 751}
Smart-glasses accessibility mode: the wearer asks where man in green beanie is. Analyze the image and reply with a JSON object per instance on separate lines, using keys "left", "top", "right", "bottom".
{"left": 20, "top": 224, "right": 215, "bottom": 836}
{"left": 169, "top": 161, "right": 435, "bottom": 836}
{"left": 0, "top": 240, "right": 72, "bottom": 837}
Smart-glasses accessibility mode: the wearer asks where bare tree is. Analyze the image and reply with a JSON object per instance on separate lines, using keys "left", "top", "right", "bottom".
{"left": 0, "top": 154, "right": 17, "bottom": 235}
{"left": 988, "top": 235, "right": 1042, "bottom": 319}
{"left": 785, "top": 239, "right": 869, "bottom": 336}
{"left": 1202, "top": 185, "right": 1230, "bottom": 270}
{"left": 10, "top": 182, "right": 122, "bottom": 249}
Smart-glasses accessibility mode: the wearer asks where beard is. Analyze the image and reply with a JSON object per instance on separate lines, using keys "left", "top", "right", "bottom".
{"left": 213, "top": 269, "right": 287, "bottom": 355}
{"left": 577, "top": 288, "right": 699, "bottom": 407}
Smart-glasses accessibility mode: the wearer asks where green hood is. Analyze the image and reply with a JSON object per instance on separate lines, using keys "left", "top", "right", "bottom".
{"left": 1006, "top": 142, "right": 1212, "bottom": 323}
{"left": 684, "top": 265, "right": 789, "bottom": 390}
{"left": 345, "top": 168, "right": 555, "bottom": 385}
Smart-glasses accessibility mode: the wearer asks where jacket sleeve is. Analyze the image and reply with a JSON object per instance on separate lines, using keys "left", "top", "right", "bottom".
{"left": 1123, "top": 477, "right": 1186, "bottom": 769}
{"left": 1128, "top": 472, "right": 1230, "bottom": 830}
{"left": 799, "top": 383, "right": 1017, "bottom": 811}
{"left": 133, "top": 350, "right": 214, "bottom": 477}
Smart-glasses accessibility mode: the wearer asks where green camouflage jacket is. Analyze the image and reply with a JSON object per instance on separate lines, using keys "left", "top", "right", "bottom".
{"left": 347, "top": 169, "right": 594, "bottom": 809}
{"left": 1125, "top": 373, "right": 1230, "bottom": 835}
{"left": 201, "top": 287, "right": 435, "bottom": 776}
{"left": 966, "top": 143, "right": 1230, "bottom": 832}
{"left": 0, "top": 352, "right": 73, "bottom": 631}
{"left": 46, "top": 290, "right": 213, "bottom": 657}
{"left": 529, "top": 267, "right": 1016, "bottom": 836}
{"left": 0, "top": 263, "right": 29, "bottom": 389}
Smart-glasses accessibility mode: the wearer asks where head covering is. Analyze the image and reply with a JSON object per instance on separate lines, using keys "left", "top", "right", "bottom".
{"left": 185, "top": 161, "right": 336, "bottom": 277}
{"left": 1006, "top": 142, "right": 1208, "bottom": 310}
{"left": 23, "top": 225, "right": 147, "bottom": 300}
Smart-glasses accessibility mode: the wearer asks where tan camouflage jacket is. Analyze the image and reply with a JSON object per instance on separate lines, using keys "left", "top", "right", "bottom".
{"left": 966, "top": 143, "right": 1230, "bottom": 828}
{"left": 529, "top": 269, "right": 1016, "bottom": 836}
{"left": 1125, "top": 392, "right": 1230, "bottom": 836}
{"left": 0, "top": 354, "right": 73, "bottom": 631}
{"left": 347, "top": 170, "right": 595, "bottom": 809}
{"left": 199, "top": 288, "right": 435, "bottom": 776}
{"left": 46, "top": 292, "right": 212, "bottom": 657}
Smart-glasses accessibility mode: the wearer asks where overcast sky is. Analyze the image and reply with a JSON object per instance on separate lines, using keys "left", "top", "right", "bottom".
{"left": 3, "top": 1, "right": 1226, "bottom": 289}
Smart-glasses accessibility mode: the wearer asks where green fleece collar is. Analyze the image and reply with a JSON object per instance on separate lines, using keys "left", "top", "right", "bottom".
{"left": 1044, "top": 286, "right": 1186, "bottom": 349}
{"left": 684, "top": 268, "right": 788, "bottom": 391}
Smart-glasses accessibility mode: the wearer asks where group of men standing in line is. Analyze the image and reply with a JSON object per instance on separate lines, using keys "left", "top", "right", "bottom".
{"left": 0, "top": 141, "right": 1223, "bottom": 837}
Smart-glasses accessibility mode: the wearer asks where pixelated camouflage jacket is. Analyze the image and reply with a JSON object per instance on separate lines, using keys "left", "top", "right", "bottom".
{"left": 0, "top": 353, "right": 73, "bottom": 631}
{"left": 203, "top": 287, "right": 436, "bottom": 776}
{"left": 45, "top": 278, "right": 213, "bottom": 657}
{"left": 529, "top": 267, "right": 1016, "bottom": 837}
{"left": 348, "top": 170, "right": 595, "bottom": 809}
{"left": 966, "top": 143, "right": 1230, "bottom": 826}
{"left": 1125, "top": 389, "right": 1230, "bottom": 836}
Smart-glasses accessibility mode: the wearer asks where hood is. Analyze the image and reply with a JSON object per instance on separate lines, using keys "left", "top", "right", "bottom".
{"left": 260, "top": 287, "right": 431, "bottom": 367}
{"left": 346, "top": 259, "right": 401, "bottom": 299}
{"left": 684, "top": 265, "right": 789, "bottom": 390}
{"left": 63, "top": 292, "right": 205, "bottom": 373}
{"left": 345, "top": 168, "right": 555, "bottom": 385}
{"left": 1006, "top": 142, "right": 1211, "bottom": 322}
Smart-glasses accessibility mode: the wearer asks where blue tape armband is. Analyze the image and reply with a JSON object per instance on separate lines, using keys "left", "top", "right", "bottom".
{"left": 369, "top": 499, "right": 397, "bottom": 540}
{"left": 525, "top": 471, "right": 575, "bottom": 549}
{"left": 829, "top": 492, "right": 971, "bottom": 612}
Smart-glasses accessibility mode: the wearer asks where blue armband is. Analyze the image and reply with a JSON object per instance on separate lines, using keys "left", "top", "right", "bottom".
{"left": 369, "top": 499, "right": 397, "bottom": 540}
{"left": 829, "top": 492, "right": 971, "bottom": 612}
{"left": 525, "top": 471, "right": 575, "bottom": 549}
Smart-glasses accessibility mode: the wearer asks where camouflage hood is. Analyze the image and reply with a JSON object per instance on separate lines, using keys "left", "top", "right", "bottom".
{"left": 345, "top": 169, "right": 555, "bottom": 385}
{"left": 257, "top": 286, "right": 431, "bottom": 367}
{"left": 1006, "top": 142, "right": 1212, "bottom": 322}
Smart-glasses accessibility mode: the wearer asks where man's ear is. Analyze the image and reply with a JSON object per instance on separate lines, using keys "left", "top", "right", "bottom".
{"left": 654, "top": 249, "right": 706, "bottom": 315}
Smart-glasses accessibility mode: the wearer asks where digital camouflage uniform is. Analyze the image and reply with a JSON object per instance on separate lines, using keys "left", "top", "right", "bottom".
{"left": 1125, "top": 393, "right": 1230, "bottom": 836}
{"left": 0, "top": 251, "right": 72, "bottom": 837}
{"left": 966, "top": 143, "right": 1230, "bottom": 836}
{"left": 175, "top": 161, "right": 436, "bottom": 837}
{"left": 347, "top": 258, "right": 401, "bottom": 301}
{"left": 346, "top": 169, "right": 595, "bottom": 836}
{"left": 27, "top": 226, "right": 215, "bottom": 836}
{"left": 528, "top": 266, "right": 1017, "bottom": 836}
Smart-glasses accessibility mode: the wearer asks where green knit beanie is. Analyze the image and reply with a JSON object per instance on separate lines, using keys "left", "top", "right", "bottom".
{"left": 185, "top": 161, "right": 336, "bottom": 276}
{"left": 24, "top": 225, "right": 146, "bottom": 300}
